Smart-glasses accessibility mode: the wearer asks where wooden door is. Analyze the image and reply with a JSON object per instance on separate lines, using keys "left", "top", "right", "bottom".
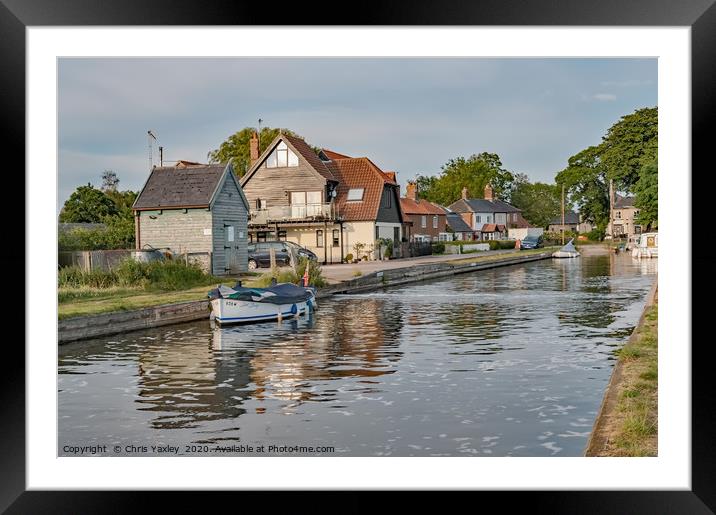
{"left": 224, "top": 221, "right": 240, "bottom": 274}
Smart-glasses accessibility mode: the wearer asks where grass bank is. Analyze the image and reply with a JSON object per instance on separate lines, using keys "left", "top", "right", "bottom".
{"left": 447, "top": 246, "right": 558, "bottom": 265}
{"left": 58, "top": 259, "right": 257, "bottom": 319}
{"left": 585, "top": 288, "right": 658, "bottom": 456}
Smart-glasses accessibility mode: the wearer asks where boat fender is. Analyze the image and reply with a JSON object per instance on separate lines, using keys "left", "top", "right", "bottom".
{"left": 291, "top": 304, "right": 298, "bottom": 315}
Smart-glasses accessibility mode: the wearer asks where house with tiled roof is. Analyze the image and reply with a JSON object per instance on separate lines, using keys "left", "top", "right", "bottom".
{"left": 399, "top": 182, "right": 449, "bottom": 242}
{"left": 240, "top": 133, "right": 404, "bottom": 263}
{"left": 133, "top": 162, "right": 249, "bottom": 275}
{"left": 448, "top": 184, "right": 530, "bottom": 241}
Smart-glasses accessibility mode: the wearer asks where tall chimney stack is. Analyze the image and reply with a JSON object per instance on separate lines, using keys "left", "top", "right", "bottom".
{"left": 461, "top": 186, "right": 468, "bottom": 200}
{"left": 406, "top": 181, "right": 418, "bottom": 201}
{"left": 484, "top": 183, "right": 494, "bottom": 201}
{"left": 249, "top": 131, "right": 259, "bottom": 165}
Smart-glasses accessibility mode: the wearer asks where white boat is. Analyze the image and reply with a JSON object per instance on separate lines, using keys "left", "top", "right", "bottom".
{"left": 552, "top": 238, "right": 580, "bottom": 259}
{"left": 208, "top": 282, "right": 317, "bottom": 325}
{"left": 631, "top": 232, "right": 658, "bottom": 259}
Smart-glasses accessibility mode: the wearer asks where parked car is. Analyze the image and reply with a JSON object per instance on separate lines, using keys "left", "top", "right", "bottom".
{"left": 247, "top": 241, "right": 317, "bottom": 269}
{"left": 520, "top": 234, "right": 544, "bottom": 249}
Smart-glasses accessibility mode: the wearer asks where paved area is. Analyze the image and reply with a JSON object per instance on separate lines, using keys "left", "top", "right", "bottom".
{"left": 320, "top": 249, "right": 518, "bottom": 283}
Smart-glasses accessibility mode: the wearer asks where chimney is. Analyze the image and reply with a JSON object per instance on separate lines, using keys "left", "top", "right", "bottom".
{"left": 461, "top": 186, "right": 468, "bottom": 200}
{"left": 249, "top": 131, "right": 259, "bottom": 165}
{"left": 484, "top": 183, "right": 494, "bottom": 201}
{"left": 406, "top": 181, "right": 418, "bottom": 201}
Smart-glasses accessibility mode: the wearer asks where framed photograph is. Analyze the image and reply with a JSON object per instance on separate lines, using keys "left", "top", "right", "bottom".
{"left": 6, "top": 0, "right": 712, "bottom": 511}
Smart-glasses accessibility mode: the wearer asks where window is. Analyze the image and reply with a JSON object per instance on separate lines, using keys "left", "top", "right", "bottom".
{"left": 347, "top": 188, "right": 364, "bottom": 201}
{"left": 513, "top": 213, "right": 517, "bottom": 222}
{"left": 256, "top": 198, "right": 266, "bottom": 209}
{"left": 316, "top": 230, "right": 324, "bottom": 247}
{"left": 277, "top": 230, "right": 287, "bottom": 241}
{"left": 375, "top": 226, "right": 380, "bottom": 240}
{"left": 421, "top": 215, "right": 427, "bottom": 228}
{"left": 476, "top": 215, "right": 481, "bottom": 223}
{"left": 265, "top": 141, "right": 299, "bottom": 168}
{"left": 394, "top": 227, "right": 400, "bottom": 243}
{"left": 615, "top": 211, "right": 622, "bottom": 219}
{"left": 382, "top": 191, "right": 391, "bottom": 208}
{"left": 332, "top": 229, "right": 340, "bottom": 247}
{"left": 433, "top": 216, "right": 438, "bottom": 229}
{"left": 257, "top": 232, "right": 267, "bottom": 242}
{"left": 487, "top": 215, "right": 492, "bottom": 223}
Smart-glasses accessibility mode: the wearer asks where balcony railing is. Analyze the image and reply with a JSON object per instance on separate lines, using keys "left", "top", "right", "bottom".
{"left": 249, "top": 203, "right": 340, "bottom": 225}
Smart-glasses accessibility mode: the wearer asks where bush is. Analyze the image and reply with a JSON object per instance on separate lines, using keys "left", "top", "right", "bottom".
{"left": 344, "top": 253, "right": 354, "bottom": 263}
{"left": 58, "top": 258, "right": 220, "bottom": 291}
{"left": 587, "top": 228, "right": 605, "bottom": 241}
{"left": 58, "top": 218, "right": 135, "bottom": 251}
{"left": 432, "top": 242, "right": 445, "bottom": 254}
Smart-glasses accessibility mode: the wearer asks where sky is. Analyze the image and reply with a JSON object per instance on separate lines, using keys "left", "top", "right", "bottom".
{"left": 58, "top": 57, "right": 657, "bottom": 211}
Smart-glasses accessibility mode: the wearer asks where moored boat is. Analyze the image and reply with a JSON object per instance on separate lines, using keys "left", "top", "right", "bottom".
{"left": 552, "top": 238, "right": 580, "bottom": 259}
{"left": 631, "top": 232, "right": 658, "bottom": 259}
{"left": 208, "top": 282, "right": 317, "bottom": 325}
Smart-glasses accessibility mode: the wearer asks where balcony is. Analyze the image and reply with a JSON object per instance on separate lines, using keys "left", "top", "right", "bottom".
{"left": 249, "top": 203, "right": 340, "bottom": 226}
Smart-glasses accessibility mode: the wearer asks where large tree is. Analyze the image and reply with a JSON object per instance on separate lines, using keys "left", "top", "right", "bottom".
{"left": 207, "top": 127, "right": 307, "bottom": 177}
{"left": 555, "top": 145, "right": 610, "bottom": 232}
{"left": 633, "top": 160, "right": 658, "bottom": 230}
{"left": 59, "top": 184, "right": 118, "bottom": 223}
{"left": 416, "top": 152, "right": 515, "bottom": 206}
{"left": 510, "top": 180, "right": 566, "bottom": 229}
{"left": 600, "top": 107, "right": 658, "bottom": 192}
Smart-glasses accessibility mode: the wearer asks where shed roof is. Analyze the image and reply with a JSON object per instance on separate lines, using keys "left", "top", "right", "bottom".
{"left": 133, "top": 163, "right": 247, "bottom": 210}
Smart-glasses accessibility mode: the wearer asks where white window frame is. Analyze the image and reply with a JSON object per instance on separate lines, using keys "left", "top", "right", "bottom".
{"left": 421, "top": 215, "right": 427, "bottom": 228}
{"left": 347, "top": 188, "right": 364, "bottom": 201}
{"left": 433, "top": 216, "right": 438, "bottom": 229}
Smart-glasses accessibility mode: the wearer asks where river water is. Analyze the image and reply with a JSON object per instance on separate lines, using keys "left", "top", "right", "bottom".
{"left": 59, "top": 253, "right": 657, "bottom": 457}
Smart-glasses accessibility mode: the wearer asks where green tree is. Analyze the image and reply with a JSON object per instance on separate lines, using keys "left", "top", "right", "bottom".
{"left": 600, "top": 107, "right": 658, "bottom": 192}
{"left": 510, "top": 180, "right": 566, "bottom": 228}
{"left": 207, "top": 127, "right": 307, "bottom": 177}
{"left": 59, "top": 184, "right": 118, "bottom": 223}
{"left": 555, "top": 145, "right": 610, "bottom": 232}
{"left": 101, "top": 169, "right": 120, "bottom": 192}
{"left": 633, "top": 160, "right": 658, "bottom": 230}
{"left": 416, "top": 152, "right": 514, "bottom": 206}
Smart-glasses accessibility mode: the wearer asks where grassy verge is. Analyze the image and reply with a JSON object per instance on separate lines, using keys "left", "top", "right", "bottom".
{"left": 591, "top": 295, "right": 658, "bottom": 456}
{"left": 610, "top": 300, "right": 658, "bottom": 456}
{"left": 57, "top": 274, "right": 254, "bottom": 320}
{"left": 447, "top": 246, "right": 557, "bottom": 265}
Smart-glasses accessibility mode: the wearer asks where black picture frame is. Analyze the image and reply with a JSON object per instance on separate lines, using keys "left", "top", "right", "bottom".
{"left": 4, "top": 0, "right": 712, "bottom": 512}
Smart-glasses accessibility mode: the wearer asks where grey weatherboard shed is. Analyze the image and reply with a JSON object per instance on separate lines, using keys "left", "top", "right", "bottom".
{"left": 133, "top": 163, "right": 250, "bottom": 275}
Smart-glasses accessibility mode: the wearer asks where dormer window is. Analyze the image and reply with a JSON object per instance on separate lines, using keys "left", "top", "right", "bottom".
{"left": 347, "top": 188, "right": 364, "bottom": 201}
{"left": 266, "top": 141, "right": 299, "bottom": 168}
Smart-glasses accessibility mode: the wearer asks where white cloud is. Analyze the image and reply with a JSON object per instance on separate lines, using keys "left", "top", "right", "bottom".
{"left": 592, "top": 93, "right": 617, "bottom": 102}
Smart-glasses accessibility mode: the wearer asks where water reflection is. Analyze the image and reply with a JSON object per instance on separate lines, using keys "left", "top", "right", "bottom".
{"left": 59, "top": 254, "right": 656, "bottom": 456}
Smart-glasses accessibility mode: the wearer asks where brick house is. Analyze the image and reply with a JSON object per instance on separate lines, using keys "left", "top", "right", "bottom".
{"left": 447, "top": 184, "right": 529, "bottom": 241}
{"left": 132, "top": 162, "right": 249, "bottom": 275}
{"left": 399, "top": 182, "right": 448, "bottom": 242}
{"left": 239, "top": 132, "right": 404, "bottom": 263}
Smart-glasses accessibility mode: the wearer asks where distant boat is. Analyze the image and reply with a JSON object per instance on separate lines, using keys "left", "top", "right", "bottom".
{"left": 631, "top": 232, "right": 658, "bottom": 259}
{"left": 552, "top": 238, "right": 580, "bottom": 259}
{"left": 207, "top": 282, "right": 317, "bottom": 325}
